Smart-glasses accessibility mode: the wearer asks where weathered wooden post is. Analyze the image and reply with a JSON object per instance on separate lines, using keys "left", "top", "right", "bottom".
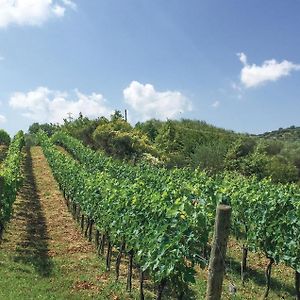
{"left": 206, "top": 204, "right": 231, "bottom": 300}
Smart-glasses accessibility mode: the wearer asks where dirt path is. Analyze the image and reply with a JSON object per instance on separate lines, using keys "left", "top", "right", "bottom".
{"left": 0, "top": 147, "right": 53, "bottom": 277}
{"left": 30, "top": 146, "right": 94, "bottom": 259}
{"left": 0, "top": 147, "right": 132, "bottom": 300}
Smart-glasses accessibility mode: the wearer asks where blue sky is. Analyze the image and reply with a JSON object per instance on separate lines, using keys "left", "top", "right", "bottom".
{"left": 0, "top": 0, "right": 300, "bottom": 135}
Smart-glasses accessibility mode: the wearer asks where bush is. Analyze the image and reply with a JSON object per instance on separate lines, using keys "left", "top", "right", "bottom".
{"left": 93, "top": 118, "right": 158, "bottom": 160}
{"left": 191, "top": 141, "right": 227, "bottom": 173}
{"left": 0, "top": 129, "right": 10, "bottom": 146}
{"left": 266, "top": 156, "right": 298, "bottom": 183}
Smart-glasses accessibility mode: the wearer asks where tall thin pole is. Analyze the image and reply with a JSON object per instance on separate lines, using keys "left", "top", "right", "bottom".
{"left": 67, "top": 112, "right": 73, "bottom": 122}
{"left": 124, "top": 109, "right": 128, "bottom": 122}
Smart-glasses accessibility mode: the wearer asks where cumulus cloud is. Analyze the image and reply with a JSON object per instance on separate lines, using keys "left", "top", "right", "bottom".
{"left": 9, "top": 86, "right": 112, "bottom": 123}
{"left": 0, "top": 114, "right": 6, "bottom": 123}
{"left": 123, "top": 81, "right": 191, "bottom": 121}
{"left": 0, "top": 0, "right": 77, "bottom": 28}
{"left": 211, "top": 100, "right": 220, "bottom": 108}
{"left": 237, "top": 52, "right": 300, "bottom": 88}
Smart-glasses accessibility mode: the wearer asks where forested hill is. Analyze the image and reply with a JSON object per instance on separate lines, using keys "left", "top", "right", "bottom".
{"left": 257, "top": 126, "right": 300, "bottom": 142}
{"left": 26, "top": 113, "right": 300, "bottom": 184}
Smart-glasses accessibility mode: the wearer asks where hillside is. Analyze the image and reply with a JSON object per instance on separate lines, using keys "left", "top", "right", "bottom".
{"left": 26, "top": 114, "right": 300, "bottom": 184}
{"left": 258, "top": 126, "right": 300, "bottom": 142}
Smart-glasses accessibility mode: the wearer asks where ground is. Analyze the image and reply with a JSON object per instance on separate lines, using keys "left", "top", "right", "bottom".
{"left": 0, "top": 147, "right": 143, "bottom": 300}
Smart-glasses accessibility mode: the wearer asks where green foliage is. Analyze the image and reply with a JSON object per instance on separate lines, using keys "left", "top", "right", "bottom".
{"left": 62, "top": 114, "right": 103, "bottom": 147}
{"left": 28, "top": 116, "right": 300, "bottom": 184}
{"left": 110, "top": 110, "right": 124, "bottom": 122}
{"left": 135, "top": 119, "right": 163, "bottom": 142}
{"left": 222, "top": 173, "right": 300, "bottom": 272}
{"left": 28, "top": 122, "right": 59, "bottom": 137}
{"left": 92, "top": 116, "right": 158, "bottom": 160}
{"left": 24, "top": 133, "right": 38, "bottom": 147}
{"left": 155, "top": 120, "right": 184, "bottom": 153}
{"left": 136, "top": 118, "right": 234, "bottom": 169}
{"left": 257, "top": 126, "right": 300, "bottom": 182}
{"left": 225, "top": 138, "right": 268, "bottom": 179}
{"left": 48, "top": 131, "right": 300, "bottom": 287}
{"left": 43, "top": 131, "right": 217, "bottom": 294}
{"left": 191, "top": 141, "right": 227, "bottom": 173}
{"left": 266, "top": 155, "right": 298, "bottom": 184}
{"left": 0, "top": 131, "right": 24, "bottom": 233}
{"left": 262, "top": 140, "right": 284, "bottom": 156}
{"left": 0, "top": 129, "right": 10, "bottom": 146}
{"left": 259, "top": 125, "right": 300, "bottom": 142}
{"left": 225, "top": 137, "right": 257, "bottom": 160}
{"left": 0, "top": 146, "right": 8, "bottom": 162}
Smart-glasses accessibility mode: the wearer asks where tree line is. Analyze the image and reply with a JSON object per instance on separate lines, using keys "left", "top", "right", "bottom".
{"left": 26, "top": 112, "right": 300, "bottom": 184}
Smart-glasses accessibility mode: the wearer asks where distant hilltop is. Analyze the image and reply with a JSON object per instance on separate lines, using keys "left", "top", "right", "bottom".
{"left": 257, "top": 126, "right": 300, "bottom": 142}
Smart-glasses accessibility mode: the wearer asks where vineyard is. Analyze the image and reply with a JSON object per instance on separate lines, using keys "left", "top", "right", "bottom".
{"left": 0, "top": 130, "right": 299, "bottom": 299}
{"left": 0, "top": 145, "right": 8, "bottom": 163}
{"left": 0, "top": 131, "right": 24, "bottom": 238}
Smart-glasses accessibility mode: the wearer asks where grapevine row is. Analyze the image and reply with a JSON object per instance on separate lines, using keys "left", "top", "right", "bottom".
{"left": 0, "top": 131, "right": 24, "bottom": 238}
{"left": 39, "top": 131, "right": 216, "bottom": 298}
{"left": 222, "top": 173, "right": 300, "bottom": 296}
{"left": 52, "top": 131, "right": 300, "bottom": 297}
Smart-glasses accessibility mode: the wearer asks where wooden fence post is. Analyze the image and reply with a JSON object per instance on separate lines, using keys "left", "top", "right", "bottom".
{"left": 206, "top": 204, "right": 231, "bottom": 300}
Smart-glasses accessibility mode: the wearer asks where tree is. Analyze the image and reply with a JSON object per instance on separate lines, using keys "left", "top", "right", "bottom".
{"left": 110, "top": 110, "right": 124, "bottom": 122}
{"left": 0, "top": 129, "right": 10, "bottom": 145}
{"left": 191, "top": 141, "right": 227, "bottom": 173}
{"left": 28, "top": 123, "right": 58, "bottom": 137}
{"left": 266, "top": 155, "right": 298, "bottom": 183}
{"left": 225, "top": 138, "right": 268, "bottom": 179}
{"left": 135, "top": 119, "right": 162, "bottom": 142}
{"left": 93, "top": 117, "right": 158, "bottom": 160}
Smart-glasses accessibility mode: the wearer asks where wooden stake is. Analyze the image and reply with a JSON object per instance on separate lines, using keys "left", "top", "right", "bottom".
{"left": 206, "top": 204, "right": 231, "bottom": 300}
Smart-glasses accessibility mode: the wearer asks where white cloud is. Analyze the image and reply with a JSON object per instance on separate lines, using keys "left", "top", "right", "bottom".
{"left": 52, "top": 4, "right": 65, "bottom": 17}
{"left": 0, "top": 114, "right": 6, "bottom": 124}
{"left": 231, "top": 82, "right": 242, "bottom": 92}
{"left": 0, "top": 55, "right": 4, "bottom": 60}
{"left": 9, "top": 86, "right": 112, "bottom": 123}
{"left": 237, "top": 52, "right": 247, "bottom": 65}
{"left": 123, "top": 81, "right": 192, "bottom": 121}
{"left": 0, "top": 0, "right": 76, "bottom": 28}
{"left": 212, "top": 100, "right": 220, "bottom": 108}
{"left": 237, "top": 52, "right": 300, "bottom": 88}
{"left": 62, "top": 0, "right": 77, "bottom": 10}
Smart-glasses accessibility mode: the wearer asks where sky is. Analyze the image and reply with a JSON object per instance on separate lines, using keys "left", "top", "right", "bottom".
{"left": 0, "top": 0, "right": 300, "bottom": 135}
